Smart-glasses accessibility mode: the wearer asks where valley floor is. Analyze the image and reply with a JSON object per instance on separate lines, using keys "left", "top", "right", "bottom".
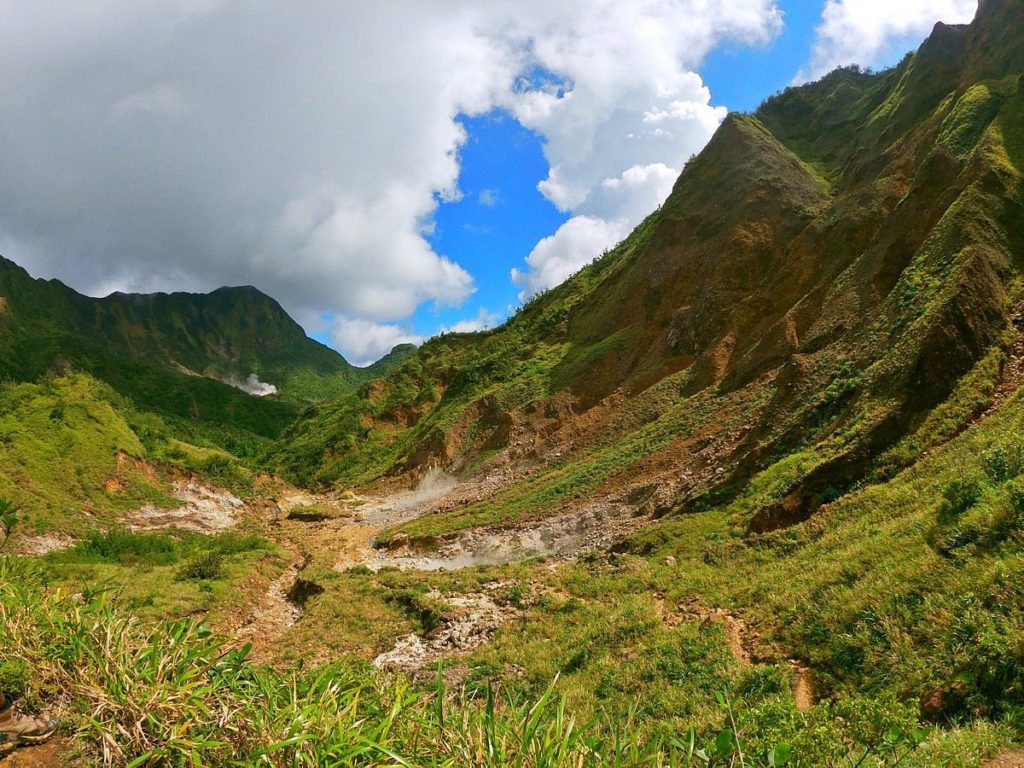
{"left": 5, "top": 387, "right": 1024, "bottom": 766}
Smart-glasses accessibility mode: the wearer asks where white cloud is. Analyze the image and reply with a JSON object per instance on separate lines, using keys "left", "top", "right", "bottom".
{"left": 478, "top": 189, "right": 499, "bottom": 207}
{"left": 501, "top": 1, "right": 778, "bottom": 296}
{"left": 512, "top": 216, "right": 629, "bottom": 300}
{"left": 800, "top": 0, "right": 978, "bottom": 82}
{"left": 440, "top": 307, "right": 501, "bottom": 334}
{"left": 0, "top": 1, "right": 784, "bottom": 361}
{"left": 332, "top": 317, "right": 424, "bottom": 368}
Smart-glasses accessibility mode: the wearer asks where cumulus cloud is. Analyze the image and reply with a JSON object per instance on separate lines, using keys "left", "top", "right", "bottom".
{"left": 502, "top": 3, "right": 777, "bottom": 296}
{"left": 332, "top": 317, "right": 425, "bottom": 368}
{"left": 0, "top": 1, "right": 784, "bottom": 358}
{"left": 512, "top": 216, "right": 629, "bottom": 300}
{"left": 800, "top": 0, "right": 978, "bottom": 82}
{"left": 440, "top": 307, "right": 501, "bottom": 334}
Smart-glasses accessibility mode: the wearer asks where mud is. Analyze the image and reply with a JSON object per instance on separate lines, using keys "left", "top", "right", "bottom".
{"left": 128, "top": 479, "right": 244, "bottom": 533}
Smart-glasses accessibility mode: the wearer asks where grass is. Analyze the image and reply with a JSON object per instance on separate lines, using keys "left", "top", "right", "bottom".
{"left": 38, "top": 528, "right": 278, "bottom": 623}
{"left": 1, "top": 555, "right": 969, "bottom": 767}
{"left": 622, "top": 389, "right": 1024, "bottom": 724}
{"left": 0, "top": 375, "right": 177, "bottom": 535}
{"left": 3, "top": 19, "right": 1024, "bottom": 768}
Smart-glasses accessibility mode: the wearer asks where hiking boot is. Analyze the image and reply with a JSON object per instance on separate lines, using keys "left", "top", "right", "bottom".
{"left": 0, "top": 693, "right": 59, "bottom": 754}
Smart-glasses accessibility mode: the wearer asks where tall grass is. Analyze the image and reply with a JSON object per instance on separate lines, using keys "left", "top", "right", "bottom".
{"left": 0, "top": 555, "right": 870, "bottom": 767}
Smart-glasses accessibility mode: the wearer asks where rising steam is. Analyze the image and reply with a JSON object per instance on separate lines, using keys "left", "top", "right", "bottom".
{"left": 222, "top": 373, "right": 278, "bottom": 397}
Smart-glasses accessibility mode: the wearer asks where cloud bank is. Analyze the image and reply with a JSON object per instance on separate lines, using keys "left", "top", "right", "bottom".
{"left": 801, "top": 0, "right": 978, "bottom": 82}
{"left": 0, "top": 1, "right": 785, "bottom": 360}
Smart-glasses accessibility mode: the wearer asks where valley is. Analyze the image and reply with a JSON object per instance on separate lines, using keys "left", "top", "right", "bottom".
{"left": 2, "top": 1, "right": 1024, "bottom": 765}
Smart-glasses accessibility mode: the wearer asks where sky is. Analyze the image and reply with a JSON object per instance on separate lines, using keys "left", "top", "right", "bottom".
{"left": 0, "top": 0, "right": 979, "bottom": 366}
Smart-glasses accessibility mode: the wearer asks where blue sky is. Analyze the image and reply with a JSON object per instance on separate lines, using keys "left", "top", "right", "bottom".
{"left": 399, "top": 0, "right": 958, "bottom": 346}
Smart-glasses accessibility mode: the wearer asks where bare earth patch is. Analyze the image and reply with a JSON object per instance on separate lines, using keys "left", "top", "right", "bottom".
{"left": 0, "top": 736, "right": 74, "bottom": 767}
{"left": 373, "top": 584, "right": 515, "bottom": 673}
{"left": 985, "top": 751, "right": 1024, "bottom": 768}
{"left": 13, "top": 533, "right": 76, "bottom": 556}
{"left": 128, "top": 479, "right": 243, "bottom": 533}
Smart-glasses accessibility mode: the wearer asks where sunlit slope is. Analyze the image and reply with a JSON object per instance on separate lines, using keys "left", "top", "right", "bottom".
{"left": 279, "top": 0, "right": 1024, "bottom": 548}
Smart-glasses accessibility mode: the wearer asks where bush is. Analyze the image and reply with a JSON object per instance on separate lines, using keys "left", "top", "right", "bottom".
{"left": 981, "top": 444, "right": 1024, "bottom": 485}
{"left": 937, "top": 475, "right": 984, "bottom": 522}
{"left": 76, "top": 529, "right": 178, "bottom": 565}
{"left": 175, "top": 551, "right": 223, "bottom": 581}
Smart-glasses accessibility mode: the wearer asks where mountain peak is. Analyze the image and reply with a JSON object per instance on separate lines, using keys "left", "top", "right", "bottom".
{"left": 965, "top": 0, "right": 1024, "bottom": 83}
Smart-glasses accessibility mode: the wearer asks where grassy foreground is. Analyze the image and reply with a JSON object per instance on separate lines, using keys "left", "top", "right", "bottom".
{"left": 0, "top": 553, "right": 955, "bottom": 768}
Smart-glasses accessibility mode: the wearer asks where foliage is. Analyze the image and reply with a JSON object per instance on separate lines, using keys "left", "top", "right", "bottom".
{"left": 0, "top": 556, "right": 943, "bottom": 767}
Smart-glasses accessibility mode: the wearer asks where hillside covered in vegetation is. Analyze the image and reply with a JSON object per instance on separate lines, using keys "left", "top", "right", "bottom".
{"left": 2, "top": 1, "right": 1024, "bottom": 766}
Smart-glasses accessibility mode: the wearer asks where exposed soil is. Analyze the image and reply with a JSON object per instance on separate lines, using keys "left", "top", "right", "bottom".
{"left": 12, "top": 533, "right": 75, "bottom": 556}
{"left": 977, "top": 304, "right": 1024, "bottom": 423}
{"left": 657, "top": 595, "right": 816, "bottom": 710}
{"left": 984, "top": 751, "right": 1024, "bottom": 768}
{"left": 0, "top": 736, "right": 73, "bottom": 767}
{"left": 373, "top": 584, "right": 516, "bottom": 673}
{"left": 361, "top": 502, "right": 646, "bottom": 572}
{"left": 128, "top": 479, "right": 244, "bottom": 533}
{"left": 234, "top": 552, "right": 308, "bottom": 659}
{"left": 790, "top": 662, "right": 815, "bottom": 712}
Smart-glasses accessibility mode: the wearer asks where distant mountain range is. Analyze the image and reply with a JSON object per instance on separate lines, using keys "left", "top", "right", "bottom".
{"left": 0, "top": 255, "right": 414, "bottom": 437}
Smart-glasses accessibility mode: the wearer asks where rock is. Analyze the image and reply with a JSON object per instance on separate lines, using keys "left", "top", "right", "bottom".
{"left": 664, "top": 555, "right": 677, "bottom": 566}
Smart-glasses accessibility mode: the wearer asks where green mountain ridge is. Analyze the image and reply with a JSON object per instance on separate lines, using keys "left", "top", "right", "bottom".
{"left": 0, "top": 255, "right": 416, "bottom": 441}
{"left": 0, "top": 255, "right": 379, "bottom": 399}
{"left": 4, "top": 2, "right": 1024, "bottom": 764}
{"left": 278, "top": 0, "right": 1024, "bottom": 544}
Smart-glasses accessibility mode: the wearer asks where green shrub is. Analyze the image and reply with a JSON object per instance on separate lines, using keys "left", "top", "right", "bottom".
{"left": 175, "top": 551, "right": 223, "bottom": 581}
{"left": 981, "top": 444, "right": 1024, "bottom": 485}
{"left": 937, "top": 475, "right": 984, "bottom": 522}
{"left": 76, "top": 529, "right": 178, "bottom": 565}
{"left": 0, "top": 657, "right": 30, "bottom": 699}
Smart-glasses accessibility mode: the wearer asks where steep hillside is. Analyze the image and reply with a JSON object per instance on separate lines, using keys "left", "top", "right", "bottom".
{"left": 280, "top": 0, "right": 1024, "bottom": 547}
{"left": 6, "top": 4, "right": 1024, "bottom": 765}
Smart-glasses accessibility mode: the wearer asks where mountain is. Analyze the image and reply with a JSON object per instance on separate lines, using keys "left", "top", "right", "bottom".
{"left": 6, "top": 4, "right": 1024, "bottom": 764}
{"left": 279, "top": 0, "right": 1024, "bottom": 541}
{"left": 0, "top": 256, "right": 371, "bottom": 399}
{"left": 0, "top": 256, "right": 417, "bottom": 446}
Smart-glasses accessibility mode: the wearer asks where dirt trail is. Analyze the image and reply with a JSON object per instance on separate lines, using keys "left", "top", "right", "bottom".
{"left": 657, "top": 594, "right": 816, "bottom": 710}
{"left": 984, "top": 751, "right": 1024, "bottom": 768}
{"left": 790, "top": 662, "right": 815, "bottom": 712}
{"left": 976, "top": 304, "right": 1024, "bottom": 424}
{"left": 234, "top": 551, "right": 307, "bottom": 658}
{"left": 0, "top": 737, "right": 72, "bottom": 767}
